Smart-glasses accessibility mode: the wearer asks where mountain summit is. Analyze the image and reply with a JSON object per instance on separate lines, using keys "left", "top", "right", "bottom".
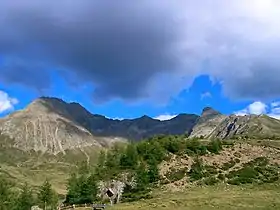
{"left": 189, "top": 106, "right": 227, "bottom": 138}
{"left": 201, "top": 107, "right": 221, "bottom": 118}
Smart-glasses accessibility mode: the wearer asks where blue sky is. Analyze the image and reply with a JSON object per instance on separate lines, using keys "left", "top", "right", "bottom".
{"left": 1, "top": 1, "right": 280, "bottom": 120}
{"left": 0, "top": 74, "right": 277, "bottom": 120}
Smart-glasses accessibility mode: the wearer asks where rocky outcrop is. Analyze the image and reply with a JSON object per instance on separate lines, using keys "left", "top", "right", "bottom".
{"left": 209, "top": 115, "right": 257, "bottom": 139}
{"left": 189, "top": 107, "right": 227, "bottom": 138}
{"left": 190, "top": 109, "right": 280, "bottom": 139}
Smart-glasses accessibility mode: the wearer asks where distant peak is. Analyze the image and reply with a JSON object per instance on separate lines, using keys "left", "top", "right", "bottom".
{"left": 36, "top": 96, "right": 67, "bottom": 104}
{"left": 140, "top": 115, "right": 153, "bottom": 119}
{"left": 201, "top": 107, "right": 221, "bottom": 117}
{"left": 135, "top": 115, "right": 155, "bottom": 122}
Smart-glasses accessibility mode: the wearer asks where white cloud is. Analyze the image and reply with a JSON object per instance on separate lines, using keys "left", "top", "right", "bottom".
{"left": 269, "top": 101, "right": 280, "bottom": 119}
{"left": 235, "top": 101, "right": 280, "bottom": 119}
{"left": 235, "top": 101, "right": 267, "bottom": 116}
{"left": 0, "top": 90, "right": 18, "bottom": 113}
{"left": 271, "top": 101, "right": 280, "bottom": 108}
{"left": 248, "top": 101, "right": 267, "bottom": 115}
{"left": 154, "top": 114, "right": 177, "bottom": 121}
{"left": 201, "top": 92, "right": 212, "bottom": 100}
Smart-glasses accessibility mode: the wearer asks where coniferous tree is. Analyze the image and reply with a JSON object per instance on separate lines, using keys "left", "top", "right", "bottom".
{"left": 37, "top": 180, "right": 58, "bottom": 210}
{"left": 66, "top": 173, "right": 80, "bottom": 204}
{"left": 135, "top": 162, "right": 149, "bottom": 191}
{"left": 0, "top": 176, "right": 13, "bottom": 210}
{"left": 148, "top": 160, "right": 160, "bottom": 183}
{"left": 78, "top": 174, "right": 97, "bottom": 204}
{"left": 66, "top": 172, "right": 98, "bottom": 205}
{"left": 120, "top": 144, "right": 138, "bottom": 169}
{"left": 95, "top": 150, "right": 106, "bottom": 179}
{"left": 15, "top": 183, "right": 34, "bottom": 210}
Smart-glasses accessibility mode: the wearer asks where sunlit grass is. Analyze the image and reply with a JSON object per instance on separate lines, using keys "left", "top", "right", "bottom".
{"left": 109, "top": 184, "right": 280, "bottom": 210}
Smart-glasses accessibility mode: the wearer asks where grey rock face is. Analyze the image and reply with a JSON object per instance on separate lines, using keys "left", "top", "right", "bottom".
{"left": 190, "top": 107, "right": 227, "bottom": 138}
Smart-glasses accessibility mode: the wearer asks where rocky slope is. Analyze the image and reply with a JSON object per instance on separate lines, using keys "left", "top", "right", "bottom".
{"left": 189, "top": 107, "right": 227, "bottom": 138}
{"left": 210, "top": 114, "right": 280, "bottom": 139}
{"left": 0, "top": 97, "right": 199, "bottom": 154}
{"left": 190, "top": 107, "right": 280, "bottom": 139}
{"left": 0, "top": 98, "right": 125, "bottom": 154}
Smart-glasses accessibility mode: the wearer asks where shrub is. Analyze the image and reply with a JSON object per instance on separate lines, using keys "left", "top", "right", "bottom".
{"left": 189, "top": 158, "right": 205, "bottom": 181}
{"left": 217, "top": 173, "right": 225, "bottom": 181}
{"left": 226, "top": 157, "right": 280, "bottom": 185}
{"left": 203, "top": 177, "right": 219, "bottom": 185}
{"left": 185, "top": 139, "right": 207, "bottom": 156}
{"left": 234, "top": 158, "right": 241, "bottom": 164}
{"left": 221, "top": 160, "right": 236, "bottom": 171}
{"left": 166, "top": 168, "right": 187, "bottom": 182}
{"left": 207, "top": 139, "right": 223, "bottom": 154}
{"left": 204, "top": 165, "right": 218, "bottom": 176}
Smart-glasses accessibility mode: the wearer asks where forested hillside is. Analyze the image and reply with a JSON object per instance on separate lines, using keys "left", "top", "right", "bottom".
{"left": 2, "top": 134, "right": 280, "bottom": 209}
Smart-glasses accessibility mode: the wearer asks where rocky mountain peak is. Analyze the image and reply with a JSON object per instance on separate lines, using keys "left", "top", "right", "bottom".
{"left": 27, "top": 96, "right": 67, "bottom": 112}
{"left": 201, "top": 107, "right": 221, "bottom": 118}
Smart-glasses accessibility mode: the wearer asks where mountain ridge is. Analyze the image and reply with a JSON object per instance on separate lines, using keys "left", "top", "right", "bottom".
{"left": 1, "top": 96, "right": 280, "bottom": 155}
{"left": 0, "top": 97, "right": 199, "bottom": 154}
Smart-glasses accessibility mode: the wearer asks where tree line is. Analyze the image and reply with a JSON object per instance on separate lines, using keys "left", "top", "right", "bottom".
{"left": 0, "top": 177, "right": 57, "bottom": 210}
{"left": 64, "top": 135, "right": 223, "bottom": 203}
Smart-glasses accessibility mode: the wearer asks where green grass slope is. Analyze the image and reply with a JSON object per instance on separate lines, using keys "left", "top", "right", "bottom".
{"left": 0, "top": 134, "right": 100, "bottom": 194}
{"left": 110, "top": 184, "right": 280, "bottom": 210}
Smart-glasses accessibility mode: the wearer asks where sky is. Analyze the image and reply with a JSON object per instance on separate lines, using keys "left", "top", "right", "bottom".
{"left": 1, "top": 0, "right": 280, "bottom": 120}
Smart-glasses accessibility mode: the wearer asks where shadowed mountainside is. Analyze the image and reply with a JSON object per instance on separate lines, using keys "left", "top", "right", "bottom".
{"left": 0, "top": 97, "right": 198, "bottom": 154}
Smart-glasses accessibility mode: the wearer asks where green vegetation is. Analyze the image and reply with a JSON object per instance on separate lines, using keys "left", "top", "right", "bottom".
{"left": 226, "top": 157, "right": 279, "bottom": 185}
{"left": 15, "top": 183, "right": 35, "bottom": 210}
{"left": 165, "top": 167, "right": 187, "bottom": 182}
{"left": 0, "top": 133, "right": 100, "bottom": 194}
{"left": 0, "top": 176, "right": 57, "bottom": 210}
{"left": 110, "top": 184, "right": 280, "bottom": 210}
{"left": 2, "top": 133, "right": 280, "bottom": 208}
{"left": 65, "top": 164, "right": 98, "bottom": 204}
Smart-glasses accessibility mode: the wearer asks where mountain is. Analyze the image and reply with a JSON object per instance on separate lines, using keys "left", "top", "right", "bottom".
{"left": 189, "top": 107, "right": 280, "bottom": 139}
{"left": 0, "top": 97, "right": 199, "bottom": 154}
{"left": 189, "top": 107, "right": 227, "bottom": 138}
{"left": 2, "top": 96, "right": 280, "bottom": 156}
{"left": 209, "top": 114, "right": 280, "bottom": 139}
{"left": 0, "top": 97, "right": 125, "bottom": 154}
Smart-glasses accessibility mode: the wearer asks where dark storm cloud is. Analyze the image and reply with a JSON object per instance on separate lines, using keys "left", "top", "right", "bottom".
{"left": 1, "top": 0, "right": 280, "bottom": 102}
{"left": 0, "top": 0, "right": 184, "bottom": 101}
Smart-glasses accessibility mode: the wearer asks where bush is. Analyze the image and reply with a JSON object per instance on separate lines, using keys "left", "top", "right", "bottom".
{"left": 226, "top": 157, "right": 280, "bottom": 185}
{"left": 185, "top": 139, "right": 207, "bottom": 156}
{"left": 166, "top": 168, "right": 187, "bottom": 182}
{"left": 203, "top": 177, "right": 219, "bottom": 185}
{"left": 221, "top": 160, "right": 236, "bottom": 171}
{"left": 204, "top": 165, "right": 218, "bottom": 176}
{"left": 189, "top": 158, "right": 205, "bottom": 181}
{"left": 217, "top": 173, "right": 225, "bottom": 181}
{"left": 234, "top": 158, "right": 241, "bottom": 164}
{"left": 207, "top": 139, "right": 223, "bottom": 154}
